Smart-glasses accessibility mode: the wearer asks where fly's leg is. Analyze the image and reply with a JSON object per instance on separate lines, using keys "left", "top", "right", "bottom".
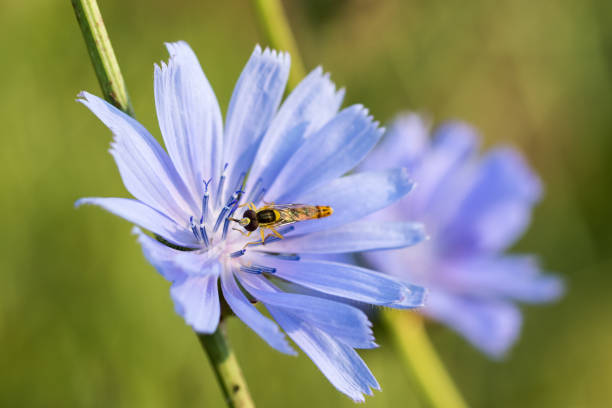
{"left": 242, "top": 228, "right": 267, "bottom": 249}
{"left": 238, "top": 201, "right": 257, "bottom": 211}
{"left": 258, "top": 227, "right": 285, "bottom": 244}
{"left": 233, "top": 228, "right": 252, "bottom": 237}
{"left": 268, "top": 227, "right": 284, "bottom": 240}
{"left": 243, "top": 240, "right": 261, "bottom": 249}
{"left": 262, "top": 201, "right": 276, "bottom": 209}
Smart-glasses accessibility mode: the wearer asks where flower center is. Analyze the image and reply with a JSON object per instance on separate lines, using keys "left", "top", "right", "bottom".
{"left": 187, "top": 164, "right": 251, "bottom": 252}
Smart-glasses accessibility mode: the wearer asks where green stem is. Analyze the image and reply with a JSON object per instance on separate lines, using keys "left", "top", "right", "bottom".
{"left": 71, "top": 0, "right": 134, "bottom": 115}
{"left": 198, "top": 327, "right": 255, "bottom": 408}
{"left": 383, "top": 310, "right": 469, "bottom": 408}
{"left": 252, "top": 0, "right": 306, "bottom": 90}
{"left": 71, "top": 2, "right": 255, "bottom": 406}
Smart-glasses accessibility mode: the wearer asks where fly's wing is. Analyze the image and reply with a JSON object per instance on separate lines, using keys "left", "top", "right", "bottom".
{"left": 261, "top": 202, "right": 305, "bottom": 209}
{"left": 275, "top": 205, "right": 320, "bottom": 225}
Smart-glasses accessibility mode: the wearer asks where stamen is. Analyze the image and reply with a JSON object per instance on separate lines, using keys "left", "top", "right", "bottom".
{"left": 216, "top": 163, "right": 229, "bottom": 207}
{"left": 234, "top": 171, "right": 247, "bottom": 192}
{"left": 201, "top": 178, "right": 211, "bottom": 222}
{"left": 252, "top": 264, "right": 277, "bottom": 274}
{"left": 277, "top": 225, "right": 295, "bottom": 235}
{"left": 222, "top": 204, "right": 238, "bottom": 239}
{"left": 213, "top": 195, "right": 239, "bottom": 233}
{"left": 254, "top": 187, "right": 266, "bottom": 205}
{"left": 239, "top": 264, "right": 276, "bottom": 274}
{"left": 189, "top": 216, "right": 201, "bottom": 241}
{"left": 213, "top": 206, "right": 230, "bottom": 233}
{"left": 226, "top": 170, "right": 247, "bottom": 207}
{"left": 230, "top": 249, "right": 246, "bottom": 258}
{"left": 240, "top": 265, "right": 263, "bottom": 274}
{"left": 214, "top": 185, "right": 244, "bottom": 234}
{"left": 266, "top": 253, "right": 300, "bottom": 261}
{"left": 247, "top": 178, "right": 262, "bottom": 203}
{"left": 227, "top": 188, "right": 245, "bottom": 209}
{"left": 222, "top": 219, "right": 230, "bottom": 239}
{"left": 199, "top": 216, "right": 210, "bottom": 247}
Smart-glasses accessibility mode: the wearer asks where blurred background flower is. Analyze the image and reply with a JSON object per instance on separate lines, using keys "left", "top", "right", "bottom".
{"left": 1, "top": 0, "right": 610, "bottom": 407}
{"left": 361, "top": 114, "right": 564, "bottom": 357}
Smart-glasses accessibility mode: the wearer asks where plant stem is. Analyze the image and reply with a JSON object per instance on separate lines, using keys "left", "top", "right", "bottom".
{"left": 383, "top": 310, "right": 469, "bottom": 408}
{"left": 71, "top": 2, "right": 255, "bottom": 406}
{"left": 198, "top": 327, "right": 255, "bottom": 408}
{"left": 252, "top": 0, "right": 306, "bottom": 90}
{"left": 71, "top": 0, "right": 134, "bottom": 115}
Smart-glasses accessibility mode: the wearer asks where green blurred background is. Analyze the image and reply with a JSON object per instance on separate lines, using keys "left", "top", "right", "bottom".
{"left": 1, "top": 0, "right": 610, "bottom": 406}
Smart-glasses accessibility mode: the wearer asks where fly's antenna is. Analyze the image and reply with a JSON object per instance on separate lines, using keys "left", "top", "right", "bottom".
{"left": 229, "top": 217, "right": 250, "bottom": 227}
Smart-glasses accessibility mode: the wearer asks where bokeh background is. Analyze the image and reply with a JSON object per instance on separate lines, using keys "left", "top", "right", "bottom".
{"left": 2, "top": 0, "right": 610, "bottom": 406}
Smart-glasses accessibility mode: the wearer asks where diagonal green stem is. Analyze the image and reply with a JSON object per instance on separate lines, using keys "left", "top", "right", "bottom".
{"left": 252, "top": 0, "right": 307, "bottom": 90}
{"left": 198, "top": 326, "right": 255, "bottom": 408}
{"left": 71, "top": 0, "right": 134, "bottom": 115}
{"left": 383, "top": 310, "right": 469, "bottom": 408}
{"left": 71, "top": 1, "right": 255, "bottom": 406}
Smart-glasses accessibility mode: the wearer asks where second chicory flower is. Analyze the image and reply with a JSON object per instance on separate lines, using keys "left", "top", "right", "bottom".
{"left": 361, "top": 114, "right": 564, "bottom": 357}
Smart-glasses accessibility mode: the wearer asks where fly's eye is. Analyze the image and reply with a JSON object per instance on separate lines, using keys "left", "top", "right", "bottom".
{"left": 243, "top": 209, "right": 259, "bottom": 232}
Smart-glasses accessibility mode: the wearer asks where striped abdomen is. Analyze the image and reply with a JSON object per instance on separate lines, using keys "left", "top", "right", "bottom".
{"left": 313, "top": 205, "right": 333, "bottom": 218}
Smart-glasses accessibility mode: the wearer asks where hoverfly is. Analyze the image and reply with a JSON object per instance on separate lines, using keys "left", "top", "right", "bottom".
{"left": 230, "top": 202, "right": 333, "bottom": 247}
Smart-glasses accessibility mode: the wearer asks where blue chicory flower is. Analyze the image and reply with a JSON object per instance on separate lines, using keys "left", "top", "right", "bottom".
{"left": 361, "top": 114, "right": 564, "bottom": 358}
{"left": 76, "top": 42, "right": 427, "bottom": 401}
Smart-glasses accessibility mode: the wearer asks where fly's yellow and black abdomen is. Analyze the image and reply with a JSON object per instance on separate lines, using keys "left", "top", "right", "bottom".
{"left": 315, "top": 205, "right": 333, "bottom": 219}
